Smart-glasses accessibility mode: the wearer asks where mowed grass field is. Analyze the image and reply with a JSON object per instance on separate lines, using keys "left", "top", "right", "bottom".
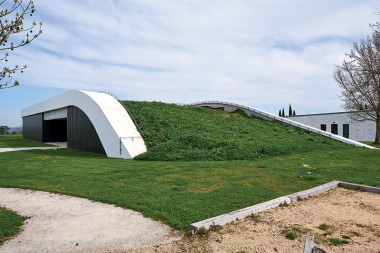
{"left": 0, "top": 104, "right": 379, "bottom": 230}
{"left": 1, "top": 147, "right": 379, "bottom": 230}
{"left": 0, "top": 134, "right": 53, "bottom": 148}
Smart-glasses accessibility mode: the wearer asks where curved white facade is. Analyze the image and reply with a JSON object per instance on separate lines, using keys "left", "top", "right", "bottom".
{"left": 22, "top": 90, "right": 147, "bottom": 159}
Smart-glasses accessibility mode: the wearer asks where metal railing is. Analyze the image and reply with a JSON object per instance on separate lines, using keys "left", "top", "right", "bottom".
{"left": 188, "top": 101, "right": 376, "bottom": 150}
{"left": 119, "top": 136, "right": 143, "bottom": 155}
{"left": 98, "top": 91, "right": 145, "bottom": 140}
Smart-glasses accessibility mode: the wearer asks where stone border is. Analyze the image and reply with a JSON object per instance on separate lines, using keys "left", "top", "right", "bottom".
{"left": 188, "top": 181, "right": 380, "bottom": 232}
{"left": 338, "top": 181, "right": 380, "bottom": 194}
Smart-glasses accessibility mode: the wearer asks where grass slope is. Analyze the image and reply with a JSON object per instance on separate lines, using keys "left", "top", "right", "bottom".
{"left": 0, "top": 135, "right": 53, "bottom": 148}
{"left": 0, "top": 207, "right": 25, "bottom": 245}
{"left": 123, "top": 101, "right": 351, "bottom": 161}
{"left": 0, "top": 148, "right": 379, "bottom": 230}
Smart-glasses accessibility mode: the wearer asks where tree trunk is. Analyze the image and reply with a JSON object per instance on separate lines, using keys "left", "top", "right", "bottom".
{"left": 375, "top": 119, "right": 380, "bottom": 143}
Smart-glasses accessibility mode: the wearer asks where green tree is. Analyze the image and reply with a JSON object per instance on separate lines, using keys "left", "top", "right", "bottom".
{"left": 0, "top": 126, "right": 9, "bottom": 134}
{"left": 293, "top": 110, "right": 296, "bottom": 116}
{"left": 278, "top": 109, "right": 281, "bottom": 117}
{"left": 288, "top": 104, "right": 292, "bottom": 116}
{"left": 333, "top": 29, "right": 380, "bottom": 143}
{"left": 281, "top": 108, "right": 285, "bottom": 117}
{"left": 0, "top": 0, "right": 42, "bottom": 89}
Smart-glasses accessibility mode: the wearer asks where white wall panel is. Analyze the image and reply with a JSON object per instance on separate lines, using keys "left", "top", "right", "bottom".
{"left": 287, "top": 113, "right": 376, "bottom": 142}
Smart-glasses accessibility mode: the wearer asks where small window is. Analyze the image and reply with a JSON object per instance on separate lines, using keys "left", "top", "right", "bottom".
{"left": 343, "top": 124, "right": 349, "bottom": 138}
{"left": 331, "top": 124, "right": 338, "bottom": 135}
{"left": 320, "top": 124, "right": 326, "bottom": 131}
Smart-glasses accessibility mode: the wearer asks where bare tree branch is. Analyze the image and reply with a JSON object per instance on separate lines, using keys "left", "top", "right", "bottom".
{"left": 0, "top": 0, "right": 42, "bottom": 89}
{"left": 333, "top": 29, "right": 380, "bottom": 142}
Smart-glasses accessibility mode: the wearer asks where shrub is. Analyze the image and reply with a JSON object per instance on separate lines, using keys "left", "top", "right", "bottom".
{"left": 329, "top": 238, "right": 349, "bottom": 246}
{"left": 285, "top": 232, "right": 297, "bottom": 240}
{"left": 318, "top": 223, "right": 330, "bottom": 231}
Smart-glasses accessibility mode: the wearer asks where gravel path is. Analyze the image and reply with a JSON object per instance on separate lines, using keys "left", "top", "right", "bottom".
{"left": 0, "top": 188, "right": 178, "bottom": 253}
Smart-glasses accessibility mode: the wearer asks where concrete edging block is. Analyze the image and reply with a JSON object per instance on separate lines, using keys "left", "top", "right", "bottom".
{"left": 187, "top": 180, "right": 353, "bottom": 232}
{"left": 338, "top": 181, "right": 380, "bottom": 194}
{"left": 286, "top": 181, "right": 340, "bottom": 202}
{"left": 188, "top": 196, "right": 291, "bottom": 231}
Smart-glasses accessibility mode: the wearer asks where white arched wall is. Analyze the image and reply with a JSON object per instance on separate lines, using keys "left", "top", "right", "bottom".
{"left": 21, "top": 90, "right": 147, "bottom": 159}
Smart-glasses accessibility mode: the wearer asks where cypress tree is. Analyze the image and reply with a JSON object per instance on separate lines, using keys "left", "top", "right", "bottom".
{"left": 289, "top": 104, "right": 293, "bottom": 116}
{"left": 293, "top": 110, "right": 296, "bottom": 116}
{"left": 279, "top": 110, "right": 281, "bottom": 116}
{"left": 282, "top": 108, "right": 285, "bottom": 117}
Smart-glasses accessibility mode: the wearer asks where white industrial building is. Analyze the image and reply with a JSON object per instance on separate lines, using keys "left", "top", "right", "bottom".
{"left": 21, "top": 90, "right": 147, "bottom": 159}
{"left": 287, "top": 111, "right": 375, "bottom": 142}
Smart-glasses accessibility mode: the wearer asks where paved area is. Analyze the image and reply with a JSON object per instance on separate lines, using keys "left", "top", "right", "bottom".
{"left": 45, "top": 142, "right": 68, "bottom": 148}
{"left": 0, "top": 147, "right": 58, "bottom": 153}
{"left": 0, "top": 188, "right": 178, "bottom": 253}
{"left": 0, "top": 142, "right": 67, "bottom": 153}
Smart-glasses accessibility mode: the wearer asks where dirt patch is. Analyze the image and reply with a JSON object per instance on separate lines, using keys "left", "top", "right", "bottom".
{"left": 133, "top": 188, "right": 380, "bottom": 253}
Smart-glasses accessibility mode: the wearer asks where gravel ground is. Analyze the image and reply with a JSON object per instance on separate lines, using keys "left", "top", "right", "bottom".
{"left": 0, "top": 188, "right": 178, "bottom": 253}
{"left": 133, "top": 188, "right": 380, "bottom": 253}
{"left": 1, "top": 187, "right": 379, "bottom": 253}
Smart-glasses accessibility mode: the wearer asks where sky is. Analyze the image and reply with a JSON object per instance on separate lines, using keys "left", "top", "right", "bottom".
{"left": 0, "top": 0, "right": 379, "bottom": 126}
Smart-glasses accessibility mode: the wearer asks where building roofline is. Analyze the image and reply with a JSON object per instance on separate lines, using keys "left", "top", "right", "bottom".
{"left": 286, "top": 110, "right": 372, "bottom": 118}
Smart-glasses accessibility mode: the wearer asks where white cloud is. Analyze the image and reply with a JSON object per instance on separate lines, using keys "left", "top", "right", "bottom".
{"left": 9, "top": 0, "right": 379, "bottom": 115}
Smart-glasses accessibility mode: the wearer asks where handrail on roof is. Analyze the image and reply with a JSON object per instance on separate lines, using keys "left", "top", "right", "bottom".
{"left": 98, "top": 91, "right": 145, "bottom": 140}
{"left": 188, "top": 101, "right": 376, "bottom": 150}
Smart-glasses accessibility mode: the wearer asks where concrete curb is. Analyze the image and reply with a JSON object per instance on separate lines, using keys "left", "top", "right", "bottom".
{"left": 188, "top": 196, "right": 291, "bottom": 231}
{"left": 286, "top": 181, "right": 340, "bottom": 201}
{"left": 338, "top": 181, "right": 380, "bottom": 194}
{"left": 188, "top": 180, "right": 380, "bottom": 232}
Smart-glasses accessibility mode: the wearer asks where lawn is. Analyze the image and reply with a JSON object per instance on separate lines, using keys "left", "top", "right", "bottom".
{"left": 0, "top": 135, "right": 53, "bottom": 148}
{"left": 1, "top": 104, "right": 379, "bottom": 230}
{"left": 0, "top": 147, "right": 379, "bottom": 230}
{"left": 0, "top": 207, "right": 25, "bottom": 245}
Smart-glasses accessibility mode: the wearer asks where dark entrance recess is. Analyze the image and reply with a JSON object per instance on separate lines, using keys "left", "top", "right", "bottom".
{"left": 43, "top": 119, "right": 67, "bottom": 142}
{"left": 331, "top": 124, "right": 338, "bottom": 135}
{"left": 320, "top": 124, "right": 326, "bottom": 131}
{"left": 67, "top": 106, "right": 106, "bottom": 155}
{"left": 343, "top": 124, "right": 349, "bottom": 138}
{"left": 23, "top": 106, "right": 106, "bottom": 156}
